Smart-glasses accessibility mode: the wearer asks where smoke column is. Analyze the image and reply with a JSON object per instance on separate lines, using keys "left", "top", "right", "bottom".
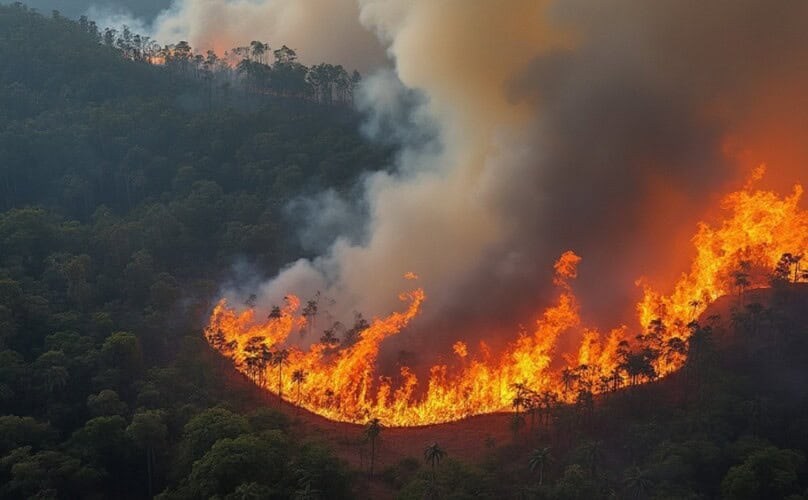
{"left": 168, "top": 1, "right": 808, "bottom": 368}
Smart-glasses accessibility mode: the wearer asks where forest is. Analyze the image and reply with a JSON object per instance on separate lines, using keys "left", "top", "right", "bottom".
{"left": 2, "top": 3, "right": 808, "bottom": 499}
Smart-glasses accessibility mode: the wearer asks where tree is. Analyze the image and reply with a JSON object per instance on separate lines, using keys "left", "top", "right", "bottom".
{"left": 249, "top": 41, "right": 269, "bottom": 65}
{"left": 272, "top": 348, "right": 290, "bottom": 405}
{"left": 244, "top": 336, "right": 269, "bottom": 387}
{"left": 364, "top": 417, "right": 382, "bottom": 477}
{"left": 0, "top": 416, "right": 56, "bottom": 455}
{"left": 100, "top": 331, "right": 142, "bottom": 393}
{"left": 68, "top": 415, "right": 130, "bottom": 479}
{"left": 790, "top": 254, "right": 803, "bottom": 283}
{"left": 424, "top": 442, "right": 447, "bottom": 492}
{"left": 268, "top": 305, "right": 282, "bottom": 320}
{"left": 721, "top": 446, "right": 805, "bottom": 500}
{"left": 301, "top": 292, "right": 320, "bottom": 337}
{"left": 771, "top": 253, "right": 793, "bottom": 286}
{"left": 0, "top": 447, "right": 101, "bottom": 498}
{"left": 561, "top": 367, "right": 578, "bottom": 399}
{"left": 621, "top": 351, "right": 656, "bottom": 386}
{"left": 43, "top": 364, "right": 69, "bottom": 394}
{"left": 293, "top": 481, "right": 321, "bottom": 500}
{"left": 553, "top": 463, "right": 601, "bottom": 499}
{"left": 688, "top": 299, "right": 703, "bottom": 320}
{"left": 86, "top": 389, "right": 127, "bottom": 417}
{"left": 188, "top": 433, "right": 287, "bottom": 498}
{"left": 179, "top": 408, "right": 249, "bottom": 470}
{"left": 343, "top": 312, "right": 369, "bottom": 346}
{"left": 510, "top": 382, "right": 529, "bottom": 416}
{"left": 579, "top": 440, "right": 604, "bottom": 477}
{"left": 623, "top": 466, "right": 653, "bottom": 500}
{"left": 528, "top": 447, "right": 551, "bottom": 485}
{"left": 663, "top": 337, "right": 687, "bottom": 374}
{"left": 292, "top": 368, "right": 307, "bottom": 407}
{"left": 273, "top": 45, "right": 297, "bottom": 65}
{"left": 733, "top": 260, "right": 752, "bottom": 306}
{"left": 509, "top": 412, "right": 525, "bottom": 439}
{"left": 126, "top": 410, "right": 167, "bottom": 498}
{"left": 319, "top": 324, "right": 341, "bottom": 347}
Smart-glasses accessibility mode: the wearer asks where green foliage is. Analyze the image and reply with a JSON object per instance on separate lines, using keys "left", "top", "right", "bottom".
{"left": 188, "top": 434, "right": 287, "bottom": 498}
{"left": 553, "top": 464, "right": 600, "bottom": 500}
{"left": 0, "top": 4, "right": 381, "bottom": 499}
{"left": 721, "top": 446, "right": 806, "bottom": 500}
{"left": 87, "top": 389, "right": 128, "bottom": 417}
{"left": 0, "top": 446, "right": 103, "bottom": 499}
{"left": 0, "top": 416, "right": 56, "bottom": 454}
{"left": 178, "top": 408, "right": 250, "bottom": 469}
{"left": 397, "top": 458, "right": 495, "bottom": 499}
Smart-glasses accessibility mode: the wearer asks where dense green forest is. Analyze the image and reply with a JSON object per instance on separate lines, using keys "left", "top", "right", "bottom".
{"left": 0, "top": 3, "right": 383, "bottom": 498}
{"left": 2, "top": 3, "right": 808, "bottom": 500}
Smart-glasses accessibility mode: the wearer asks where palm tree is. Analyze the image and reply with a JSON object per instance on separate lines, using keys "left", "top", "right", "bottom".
{"left": 733, "top": 260, "right": 752, "bottom": 306}
{"left": 623, "top": 466, "right": 653, "bottom": 500}
{"left": 293, "top": 478, "right": 321, "bottom": 500}
{"left": 791, "top": 253, "right": 803, "bottom": 283}
{"left": 268, "top": 305, "right": 282, "bottom": 320}
{"left": 528, "top": 447, "right": 551, "bottom": 485}
{"left": 561, "top": 368, "right": 578, "bottom": 399}
{"left": 688, "top": 299, "right": 703, "bottom": 320}
{"left": 271, "top": 348, "right": 289, "bottom": 405}
{"left": 301, "top": 293, "right": 319, "bottom": 337}
{"left": 610, "top": 368, "right": 624, "bottom": 392}
{"left": 510, "top": 383, "right": 531, "bottom": 421}
{"left": 664, "top": 337, "right": 687, "bottom": 363}
{"left": 365, "top": 418, "right": 382, "bottom": 477}
{"left": 292, "top": 369, "right": 307, "bottom": 407}
{"left": 424, "top": 442, "right": 447, "bottom": 491}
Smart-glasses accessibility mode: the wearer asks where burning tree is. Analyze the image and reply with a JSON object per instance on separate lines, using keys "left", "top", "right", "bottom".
{"left": 204, "top": 175, "right": 808, "bottom": 427}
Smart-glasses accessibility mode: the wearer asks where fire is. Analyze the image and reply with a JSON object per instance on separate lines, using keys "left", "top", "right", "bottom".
{"left": 205, "top": 168, "right": 808, "bottom": 426}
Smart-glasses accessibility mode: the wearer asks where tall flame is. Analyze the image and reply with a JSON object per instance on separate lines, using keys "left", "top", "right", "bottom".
{"left": 206, "top": 169, "right": 808, "bottom": 426}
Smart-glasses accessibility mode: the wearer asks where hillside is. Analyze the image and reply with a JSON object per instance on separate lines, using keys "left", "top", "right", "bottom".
{"left": 0, "top": 4, "right": 386, "bottom": 499}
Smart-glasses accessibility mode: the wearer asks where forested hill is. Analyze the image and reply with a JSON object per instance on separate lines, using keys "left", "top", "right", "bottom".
{"left": 0, "top": 4, "right": 387, "bottom": 498}
{"left": 0, "top": 4, "right": 165, "bottom": 116}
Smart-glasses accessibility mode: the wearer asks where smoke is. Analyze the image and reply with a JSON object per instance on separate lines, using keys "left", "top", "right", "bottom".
{"left": 150, "top": 0, "right": 387, "bottom": 71}
{"left": 85, "top": 4, "right": 152, "bottom": 36}
{"left": 211, "top": 1, "right": 808, "bottom": 367}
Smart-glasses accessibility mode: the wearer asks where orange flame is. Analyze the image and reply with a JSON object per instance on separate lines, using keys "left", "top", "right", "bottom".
{"left": 205, "top": 169, "right": 807, "bottom": 426}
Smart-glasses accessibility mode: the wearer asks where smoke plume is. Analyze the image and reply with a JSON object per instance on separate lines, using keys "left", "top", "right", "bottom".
{"left": 204, "top": 1, "right": 808, "bottom": 369}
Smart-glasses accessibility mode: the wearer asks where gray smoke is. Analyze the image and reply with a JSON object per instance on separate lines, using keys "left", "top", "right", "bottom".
{"left": 151, "top": 0, "right": 387, "bottom": 71}
{"left": 208, "top": 1, "right": 808, "bottom": 366}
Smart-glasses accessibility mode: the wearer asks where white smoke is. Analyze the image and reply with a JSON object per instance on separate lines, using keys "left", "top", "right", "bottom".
{"left": 150, "top": 0, "right": 387, "bottom": 71}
